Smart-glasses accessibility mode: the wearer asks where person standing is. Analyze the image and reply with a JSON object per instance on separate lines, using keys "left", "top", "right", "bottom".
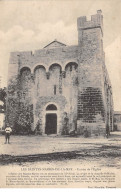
{"left": 4, "top": 124, "right": 12, "bottom": 144}
{"left": 63, "top": 112, "right": 69, "bottom": 135}
{"left": 106, "top": 124, "right": 110, "bottom": 138}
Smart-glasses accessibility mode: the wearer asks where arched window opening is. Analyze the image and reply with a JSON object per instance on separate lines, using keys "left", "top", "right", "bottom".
{"left": 46, "top": 104, "right": 57, "bottom": 111}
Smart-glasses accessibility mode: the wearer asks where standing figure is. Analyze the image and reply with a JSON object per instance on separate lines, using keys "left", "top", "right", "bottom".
{"left": 4, "top": 124, "right": 12, "bottom": 144}
{"left": 106, "top": 124, "right": 110, "bottom": 138}
{"left": 63, "top": 112, "right": 69, "bottom": 135}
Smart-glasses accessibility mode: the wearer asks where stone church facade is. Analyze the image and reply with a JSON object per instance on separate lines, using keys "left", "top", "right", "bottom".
{"left": 6, "top": 10, "right": 113, "bottom": 136}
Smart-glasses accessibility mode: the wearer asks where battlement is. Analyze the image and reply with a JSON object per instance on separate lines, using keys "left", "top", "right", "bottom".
{"left": 9, "top": 51, "right": 33, "bottom": 64}
{"left": 77, "top": 10, "right": 103, "bottom": 34}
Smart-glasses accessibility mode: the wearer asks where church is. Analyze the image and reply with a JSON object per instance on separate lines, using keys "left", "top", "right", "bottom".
{"left": 6, "top": 10, "right": 113, "bottom": 136}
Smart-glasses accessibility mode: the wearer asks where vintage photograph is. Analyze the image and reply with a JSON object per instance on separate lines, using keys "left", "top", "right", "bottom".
{"left": 0, "top": 0, "right": 121, "bottom": 188}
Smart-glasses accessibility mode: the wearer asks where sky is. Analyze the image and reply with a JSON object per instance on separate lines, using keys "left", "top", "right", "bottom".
{"left": 0, "top": 0, "right": 121, "bottom": 110}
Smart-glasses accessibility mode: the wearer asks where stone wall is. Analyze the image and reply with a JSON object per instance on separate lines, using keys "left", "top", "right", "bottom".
{"left": 31, "top": 62, "right": 78, "bottom": 134}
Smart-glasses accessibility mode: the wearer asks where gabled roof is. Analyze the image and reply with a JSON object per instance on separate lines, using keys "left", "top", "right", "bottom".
{"left": 44, "top": 39, "right": 66, "bottom": 49}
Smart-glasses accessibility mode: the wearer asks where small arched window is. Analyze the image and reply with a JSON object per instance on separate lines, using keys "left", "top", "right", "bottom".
{"left": 46, "top": 104, "right": 57, "bottom": 110}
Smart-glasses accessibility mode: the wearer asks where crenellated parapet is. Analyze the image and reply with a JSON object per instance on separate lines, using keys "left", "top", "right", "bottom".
{"left": 77, "top": 10, "right": 103, "bottom": 34}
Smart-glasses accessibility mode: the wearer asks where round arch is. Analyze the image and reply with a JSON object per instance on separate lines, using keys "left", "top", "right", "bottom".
{"left": 49, "top": 63, "right": 62, "bottom": 72}
{"left": 20, "top": 66, "right": 31, "bottom": 75}
{"left": 65, "top": 62, "right": 78, "bottom": 71}
{"left": 46, "top": 104, "right": 57, "bottom": 111}
{"left": 34, "top": 65, "right": 46, "bottom": 73}
{"left": 32, "top": 63, "right": 47, "bottom": 73}
{"left": 44, "top": 102, "right": 59, "bottom": 111}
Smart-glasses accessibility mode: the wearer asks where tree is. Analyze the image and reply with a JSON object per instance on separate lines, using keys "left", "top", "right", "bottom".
{"left": 0, "top": 87, "right": 6, "bottom": 111}
{"left": 0, "top": 88, "right": 6, "bottom": 103}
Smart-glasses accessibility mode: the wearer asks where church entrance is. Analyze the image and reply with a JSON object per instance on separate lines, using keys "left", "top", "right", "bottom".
{"left": 45, "top": 113, "right": 57, "bottom": 134}
{"left": 45, "top": 104, "right": 57, "bottom": 135}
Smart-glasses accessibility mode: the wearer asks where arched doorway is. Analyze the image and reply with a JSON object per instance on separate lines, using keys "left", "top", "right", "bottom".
{"left": 45, "top": 104, "right": 57, "bottom": 135}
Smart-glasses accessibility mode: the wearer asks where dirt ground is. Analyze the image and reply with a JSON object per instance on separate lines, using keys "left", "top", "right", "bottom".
{"left": 0, "top": 131, "right": 121, "bottom": 167}
{"left": 0, "top": 131, "right": 121, "bottom": 188}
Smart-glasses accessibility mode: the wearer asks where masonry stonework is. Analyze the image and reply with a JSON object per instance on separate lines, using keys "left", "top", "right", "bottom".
{"left": 6, "top": 10, "right": 113, "bottom": 137}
